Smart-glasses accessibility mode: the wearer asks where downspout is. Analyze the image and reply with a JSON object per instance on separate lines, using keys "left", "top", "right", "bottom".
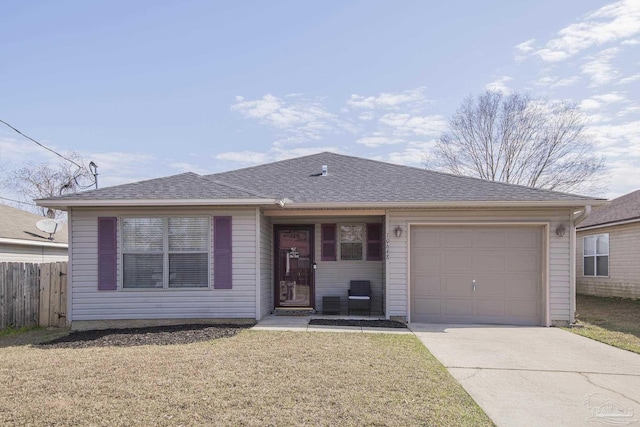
{"left": 569, "top": 205, "right": 592, "bottom": 324}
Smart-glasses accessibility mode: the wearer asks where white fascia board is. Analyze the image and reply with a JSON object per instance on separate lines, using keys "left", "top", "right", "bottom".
{"left": 36, "top": 198, "right": 277, "bottom": 210}
{"left": 282, "top": 200, "right": 608, "bottom": 209}
{"left": 0, "top": 237, "right": 68, "bottom": 248}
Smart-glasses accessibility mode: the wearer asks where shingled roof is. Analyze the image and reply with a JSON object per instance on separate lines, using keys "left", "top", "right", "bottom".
{"left": 0, "top": 204, "right": 68, "bottom": 245}
{"left": 38, "top": 152, "right": 604, "bottom": 208}
{"left": 208, "top": 152, "right": 598, "bottom": 204}
{"left": 46, "top": 172, "right": 272, "bottom": 201}
{"left": 578, "top": 189, "right": 640, "bottom": 229}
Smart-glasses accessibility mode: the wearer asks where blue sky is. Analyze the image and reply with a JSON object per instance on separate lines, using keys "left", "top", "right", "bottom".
{"left": 1, "top": 0, "right": 638, "bottom": 202}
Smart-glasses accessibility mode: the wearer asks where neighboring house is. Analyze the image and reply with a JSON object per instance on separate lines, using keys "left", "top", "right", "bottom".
{"left": 0, "top": 204, "right": 68, "bottom": 263}
{"left": 576, "top": 189, "right": 640, "bottom": 300}
{"left": 37, "top": 152, "right": 605, "bottom": 330}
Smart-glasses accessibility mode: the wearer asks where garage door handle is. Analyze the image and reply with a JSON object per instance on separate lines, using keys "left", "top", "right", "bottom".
{"left": 472, "top": 280, "right": 476, "bottom": 292}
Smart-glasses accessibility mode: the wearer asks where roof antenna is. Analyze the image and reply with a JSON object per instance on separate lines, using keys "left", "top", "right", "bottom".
{"left": 89, "top": 161, "right": 98, "bottom": 189}
{"left": 322, "top": 165, "right": 328, "bottom": 176}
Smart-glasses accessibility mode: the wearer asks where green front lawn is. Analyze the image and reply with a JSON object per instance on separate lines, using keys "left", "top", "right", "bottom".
{"left": 0, "top": 329, "right": 491, "bottom": 426}
{"left": 568, "top": 294, "right": 640, "bottom": 354}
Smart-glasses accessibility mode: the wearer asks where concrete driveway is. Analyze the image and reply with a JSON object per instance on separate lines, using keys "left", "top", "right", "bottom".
{"left": 410, "top": 324, "right": 640, "bottom": 427}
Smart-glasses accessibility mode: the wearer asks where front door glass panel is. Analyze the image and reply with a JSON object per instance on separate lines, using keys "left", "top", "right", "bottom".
{"left": 276, "top": 228, "right": 313, "bottom": 307}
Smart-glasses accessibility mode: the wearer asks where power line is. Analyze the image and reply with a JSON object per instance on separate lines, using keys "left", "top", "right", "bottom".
{"left": 0, "top": 118, "right": 85, "bottom": 170}
{"left": 0, "top": 195, "right": 38, "bottom": 206}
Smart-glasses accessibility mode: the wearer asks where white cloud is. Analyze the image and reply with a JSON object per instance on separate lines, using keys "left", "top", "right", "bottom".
{"left": 621, "top": 38, "right": 640, "bottom": 45}
{"left": 579, "top": 92, "right": 627, "bottom": 113}
{"left": 532, "top": 0, "right": 640, "bottom": 62}
{"left": 515, "top": 39, "right": 536, "bottom": 53}
{"left": 618, "top": 72, "right": 640, "bottom": 84}
{"left": 581, "top": 47, "right": 621, "bottom": 86}
{"left": 346, "top": 87, "right": 430, "bottom": 110}
{"left": 215, "top": 146, "right": 342, "bottom": 166}
{"left": 168, "top": 162, "right": 211, "bottom": 175}
{"left": 485, "top": 76, "right": 513, "bottom": 93}
{"left": 378, "top": 113, "right": 448, "bottom": 137}
{"left": 358, "top": 111, "right": 376, "bottom": 121}
{"left": 356, "top": 134, "right": 403, "bottom": 147}
{"left": 535, "top": 75, "right": 582, "bottom": 88}
{"left": 215, "top": 150, "right": 270, "bottom": 164}
{"left": 231, "top": 94, "right": 340, "bottom": 144}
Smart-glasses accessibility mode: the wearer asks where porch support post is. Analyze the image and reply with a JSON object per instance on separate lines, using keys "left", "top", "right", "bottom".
{"left": 385, "top": 209, "right": 390, "bottom": 319}
{"left": 255, "top": 207, "right": 261, "bottom": 320}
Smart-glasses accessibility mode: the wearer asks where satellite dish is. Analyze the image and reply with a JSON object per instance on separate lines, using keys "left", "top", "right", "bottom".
{"left": 36, "top": 219, "right": 62, "bottom": 240}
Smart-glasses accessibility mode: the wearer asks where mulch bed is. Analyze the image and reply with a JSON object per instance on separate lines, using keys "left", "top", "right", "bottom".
{"left": 308, "top": 319, "right": 407, "bottom": 328}
{"left": 37, "top": 324, "right": 252, "bottom": 349}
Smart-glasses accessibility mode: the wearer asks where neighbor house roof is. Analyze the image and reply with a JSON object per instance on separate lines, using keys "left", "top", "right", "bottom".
{"left": 0, "top": 204, "right": 68, "bottom": 247}
{"left": 577, "top": 189, "right": 640, "bottom": 229}
{"left": 37, "top": 152, "right": 605, "bottom": 209}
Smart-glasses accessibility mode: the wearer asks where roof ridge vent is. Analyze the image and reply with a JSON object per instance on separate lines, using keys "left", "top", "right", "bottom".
{"left": 322, "top": 165, "right": 328, "bottom": 176}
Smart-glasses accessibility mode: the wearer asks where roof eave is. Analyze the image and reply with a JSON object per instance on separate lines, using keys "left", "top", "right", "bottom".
{"left": 577, "top": 217, "right": 640, "bottom": 231}
{"left": 36, "top": 198, "right": 278, "bottom": 210}
{"left": 280, "top": 200, "right": 607, "bottom": 209}
{"left": 0, "top": 237, "right": 68, "bottom": 248}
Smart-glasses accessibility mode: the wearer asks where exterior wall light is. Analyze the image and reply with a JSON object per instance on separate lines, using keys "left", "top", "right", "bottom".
{"left": 556, "top": 224, "right": 566, "bottom": 237}
{"left": 395, "top": 225, "right": 403, "bottom": 238}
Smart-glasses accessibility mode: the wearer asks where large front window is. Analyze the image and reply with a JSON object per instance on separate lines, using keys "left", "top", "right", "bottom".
{"left": 583, "top": 234, "right": 609, "bottom": 277}
{"left": 122, "top": 217, "right": 209, "bottom": 288}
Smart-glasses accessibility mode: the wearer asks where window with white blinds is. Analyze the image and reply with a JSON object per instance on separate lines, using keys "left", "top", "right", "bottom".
{"left": 122, "top": 217, "right": 210, "bottom": 289}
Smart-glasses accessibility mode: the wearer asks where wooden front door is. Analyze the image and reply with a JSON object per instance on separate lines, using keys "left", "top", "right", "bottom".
{"left": 274, "top": 225, "right": 315, "bottom": 308}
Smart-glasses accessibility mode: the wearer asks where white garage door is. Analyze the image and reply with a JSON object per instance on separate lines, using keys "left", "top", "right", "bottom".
{"left": 410, "top": 226, "right": 543, "bottom": 325}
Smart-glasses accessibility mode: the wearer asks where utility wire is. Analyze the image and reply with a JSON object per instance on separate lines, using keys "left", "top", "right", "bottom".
{"left": 0, "top": 119, "right": 86, "bottom": 170}
{"left": 0, "top": 195, "right": 38, "bottom": 206}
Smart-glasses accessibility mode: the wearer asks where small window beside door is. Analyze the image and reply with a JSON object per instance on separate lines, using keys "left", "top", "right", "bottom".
{"left": 320, "top": 223, "right": 382, "bottom": 261}
{"left": 583, "top": 234, "right": 609, "bottom": 277}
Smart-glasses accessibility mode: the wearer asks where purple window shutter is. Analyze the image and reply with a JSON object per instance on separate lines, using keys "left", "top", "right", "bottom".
{"left": 366, "top": 223, "right": 382, "bottom": 261}
{"left": 98, "top": 217, "right": 117, "bottom": 290}
{"left": 321, "top": 224, "right": 336, "bottom": 261}
{"left": 214, "top": 216, "right": 232, "bottom": 289}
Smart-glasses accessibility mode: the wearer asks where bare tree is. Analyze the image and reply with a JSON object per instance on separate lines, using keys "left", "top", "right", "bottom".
{"left": 428, "top": 91, "right": 606, "bottom": 194}
{"left": 4, "top": 152, "right": 92, "bottom": 218}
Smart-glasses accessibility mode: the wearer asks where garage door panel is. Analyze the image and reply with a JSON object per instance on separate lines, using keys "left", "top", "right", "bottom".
{"left": 442, "top": 275, "right": 474, "bottom": 296}
{"left": 411, "top": 225, "right": 543, "bottom": 326}
{"left": 507, "top": 300, "right": 539, "bottom": 320}
{"left": 475, "top": 230, "right": 506, "bottom": 248}
{"left": 444, "top": 251, "right": 473, "bottom": 272}
{"left": 476, "top": 251, "right": 507, "bottom": 272}
{"left": 507, "top": 276, "right": 539, "bottom": 296}
{"left": 412, "top": 229, "right": 441, "bottom": 248}
{"left": 411, "top": 251, "right": 441, "bottom": 274}
{"left": 444, "top": 231, "right": 473, "bottom": 248}
{"left": 508, "top": 251, "right": 539, "bottom": 273}
{"left": 508, "top": 229, "right": 539, "bottom": 248}
{"left": 412, "top": 298, "right": 441, "bottom": 318}
{"left": 476, "top": 299, "right": 506, "bottom": 317}
{"left": 444, "top": 299, "right": 473, "bottom": 316}
{"left": 411, "top": 274, "right": 441, "bottom": 296}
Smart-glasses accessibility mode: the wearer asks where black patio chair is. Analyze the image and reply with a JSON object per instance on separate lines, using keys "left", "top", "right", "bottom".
{"left": 348, "top": 280, "right": 371, "bottom": 316}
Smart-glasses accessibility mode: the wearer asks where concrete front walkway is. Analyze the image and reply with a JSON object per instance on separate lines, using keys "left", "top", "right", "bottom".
{"left": 410, "top": 324, "right": 640, "bottom": 427}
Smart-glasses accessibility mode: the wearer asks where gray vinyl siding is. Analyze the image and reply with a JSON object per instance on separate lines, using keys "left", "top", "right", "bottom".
{"left": 259, "top": 212, "right": 273, "bottom": 318}
{"left": 69, "top": 207, "right": 257, "bottom": 321}
{"left": 270, "top": 216, "right": 384, "bottom": 315}
{"left": 387, "top": 208, "right": 573, "bottom": 324}
{"left": 577, "top": 222, "right": 640, "bottom": 299}
{"left": 0, "top": 243, "right": 68, "bottom": 263}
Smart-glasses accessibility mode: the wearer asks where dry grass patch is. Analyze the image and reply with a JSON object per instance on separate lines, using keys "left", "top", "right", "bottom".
{"left": 568, "top": 294, "right": 640, "bottom": 354}
{"left": 0, "top": 329, "right": 491, "bottom": 426}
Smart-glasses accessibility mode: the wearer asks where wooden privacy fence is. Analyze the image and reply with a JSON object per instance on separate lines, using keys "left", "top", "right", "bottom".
{"left": 0, "top": 262, "right": 67, "bottom": 329}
